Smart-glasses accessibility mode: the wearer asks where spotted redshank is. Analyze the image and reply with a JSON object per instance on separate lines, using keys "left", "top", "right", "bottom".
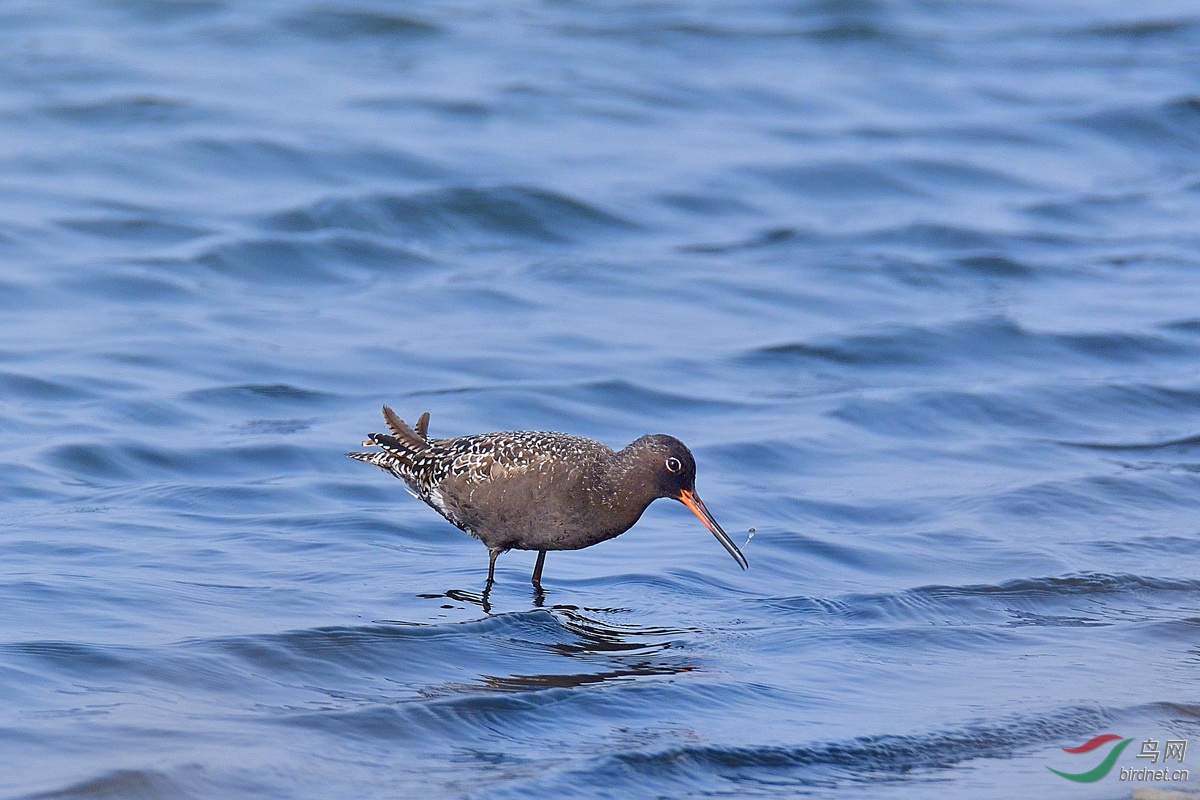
{"left": 347, "top": 406, "right": 747, "bottom": 587}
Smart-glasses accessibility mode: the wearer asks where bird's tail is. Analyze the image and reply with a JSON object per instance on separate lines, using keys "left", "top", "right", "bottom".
{"left": 347, "top": 406, "right": 432, "bottom": 471}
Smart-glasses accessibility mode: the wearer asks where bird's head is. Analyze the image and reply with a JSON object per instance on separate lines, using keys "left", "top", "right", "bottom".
{"left": 629, "top": 434, "right": 747, "bottom": 570}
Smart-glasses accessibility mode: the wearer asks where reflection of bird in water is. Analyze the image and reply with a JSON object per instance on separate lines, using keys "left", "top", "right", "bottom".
{"left": 348, "top": 406, "right": 747, "bottom": 590}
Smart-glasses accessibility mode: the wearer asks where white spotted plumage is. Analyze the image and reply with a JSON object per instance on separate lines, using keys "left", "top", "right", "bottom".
{"left": 348, "top": 415, "right": 613, "bottom": 536}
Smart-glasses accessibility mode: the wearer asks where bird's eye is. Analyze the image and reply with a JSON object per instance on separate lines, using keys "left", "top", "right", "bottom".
{"left": 665, "top": 457, "right": 682, "bottom": 473}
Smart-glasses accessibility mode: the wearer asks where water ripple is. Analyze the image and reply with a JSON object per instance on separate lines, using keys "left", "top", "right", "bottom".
{"left": 262, "top": 186, "right": 636, "bottom": 245}
{"left": 4, "top": 1, "right": 1200, "bottom": 798}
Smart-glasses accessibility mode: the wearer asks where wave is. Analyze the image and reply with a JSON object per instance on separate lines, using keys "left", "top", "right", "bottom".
{"left": 280, "top": 9, "right": 440, "bottom": 41}
{"left": 5, "top": 607, "right": 691, "bottom": 696}
{"left": 39, "top": 95, "right": 209, "bottom": 128}
{"left": 830, "top": 382, "right": 1200, "bottom": 440}
{"left": 16, "top": 769, "right": 193, "bottom": 800}
{"left": 260, "top": 186, "right": 635, "bottom": 245}
{"left": 177, "top": 138, "right": 448, "bottom": 183}
{"left": 1068, "top": 96, "right": 1200, "bottom": 154}
{"left": 762, "top": 573, "right": 1200, "bottom": 627}
{"left": 742, "top": 317, "right": 1194, "bottom": 372}
{"left": 753, "top": 158, "right": 1035, "bottom": 202}
{"left": 194, "top": 234, "right": 434, "bottom": 284}
{"left": 608, "top": 707, "right": 1109, "bottom": 779}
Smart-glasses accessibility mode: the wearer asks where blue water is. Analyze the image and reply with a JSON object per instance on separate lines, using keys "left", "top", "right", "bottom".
{"left": 3, "top": 1, "right": 1200, "bottom": 797}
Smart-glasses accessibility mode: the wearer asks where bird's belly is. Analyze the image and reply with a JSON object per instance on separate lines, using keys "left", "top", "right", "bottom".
{"left": 442, "top": 481, "right": 630, "bottom": 552}
{"left": 474, "top": 509, "right": 623, "bottom": 551}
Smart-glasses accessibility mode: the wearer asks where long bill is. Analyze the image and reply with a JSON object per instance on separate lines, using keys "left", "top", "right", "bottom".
{"left": 677, "top": 488, "right": 748, "bottom": 570}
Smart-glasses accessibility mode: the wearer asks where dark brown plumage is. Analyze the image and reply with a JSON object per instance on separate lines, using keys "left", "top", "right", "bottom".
{"left": 347, "top": 406, "right": 747, "bottom": 586}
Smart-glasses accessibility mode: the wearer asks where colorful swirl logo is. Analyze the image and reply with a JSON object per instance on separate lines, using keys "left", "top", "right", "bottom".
{"left": 1047, "top": 734, "right": 1134, "bottom": 782}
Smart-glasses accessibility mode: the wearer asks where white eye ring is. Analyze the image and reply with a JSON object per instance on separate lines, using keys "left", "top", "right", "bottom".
{"left": 665, "top": 457, "right": 682, "bottom": 473}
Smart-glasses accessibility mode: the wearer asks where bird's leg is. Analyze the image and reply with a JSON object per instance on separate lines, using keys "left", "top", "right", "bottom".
{"left": 487, "top": 548, "right": 500, "bottom": 585}
{"left": 531, "top": 550, "right": 546, "bottom": 587}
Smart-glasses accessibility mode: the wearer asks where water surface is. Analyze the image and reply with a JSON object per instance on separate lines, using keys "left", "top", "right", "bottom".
{"left": 3, "top": 1, "right": 1200, "bottom": 797}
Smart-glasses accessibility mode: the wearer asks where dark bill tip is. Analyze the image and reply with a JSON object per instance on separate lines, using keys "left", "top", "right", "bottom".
{"left": 677, "top": 488, "right": 748, "bottom": 570}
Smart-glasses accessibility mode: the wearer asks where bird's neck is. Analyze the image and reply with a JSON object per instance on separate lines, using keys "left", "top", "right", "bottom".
{"left": 599, "top": 441, "right": 662, "bottom": 510}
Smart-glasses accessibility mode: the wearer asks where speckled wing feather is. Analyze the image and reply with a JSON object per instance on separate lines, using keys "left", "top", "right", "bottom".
{"left": 413, "top": 430, "right": 615, "bottom": 541}
{"left": 349, "top": 422, "right": 615, "bottom": 538}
